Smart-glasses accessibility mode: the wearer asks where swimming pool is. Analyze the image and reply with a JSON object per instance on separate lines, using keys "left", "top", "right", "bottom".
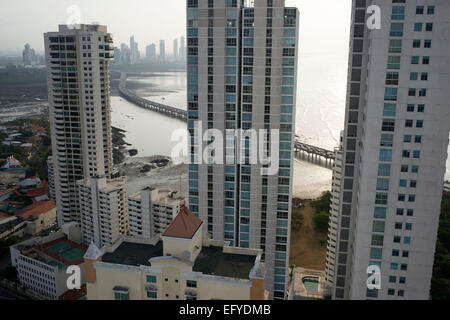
{"left": 302, "top": 276, "right": 320, "bottom": 292}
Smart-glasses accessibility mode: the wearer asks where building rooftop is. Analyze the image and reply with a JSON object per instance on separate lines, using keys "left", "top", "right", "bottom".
{"left": 17, "top": 235, "right": 87, "bottom": 268}
{"left": 102, "top": 241, "right": 163, "bottom": 266}
{"left": 16, "top": 200, "right": 56, "bottom": 220}
{"left": 193, "top": 246, "right": 256, "bottom": 280}
{"left": 162, "top": 205, "right": 202, "bottom": 239}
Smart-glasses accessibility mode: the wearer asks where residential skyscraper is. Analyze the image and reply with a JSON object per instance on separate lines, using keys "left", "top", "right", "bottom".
{"left": 159, "top": 40, "right": 166, "bottom": 62}
{"left": 179, "top": 36, "right": 186, "bottom": 62}
{"left": 173, "top": 38, "right": 179, "bottom": 61}
{"left": 44, "top": 24, "right": 114, "bottom": 226}
{"left": 130, "top": 35, "right": 140, "bottom": 64}
{"left": 146, "top": 43, "right": 156, "bottom": 62}
{"left": 328, "top": 0, "right": 450, "bottom": 300}
{"left": 186, "top": 0, "right": 299, "bottom": 299}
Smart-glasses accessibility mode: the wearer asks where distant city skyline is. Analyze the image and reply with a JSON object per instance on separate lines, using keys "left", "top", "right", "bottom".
{"left": 0, "top": 0, "right": 350, "bottom": 55}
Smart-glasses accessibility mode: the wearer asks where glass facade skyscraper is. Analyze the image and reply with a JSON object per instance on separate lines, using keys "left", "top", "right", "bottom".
{"left": 186, "top": 0, "right": 299, "bottom": 299}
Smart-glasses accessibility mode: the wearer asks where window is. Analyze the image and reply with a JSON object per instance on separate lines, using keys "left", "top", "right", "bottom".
{"left": 388, "top": 56, "right": 401, "bottom": 69}
{"left": 146, "top": 275, "right": 157, "bottom": 283}
{"left": 411, "top": 56, "right": 419, "bottom": 64}
{"left": 373, "top": 220, "right": 386, "bottom": 233}
{"left": 389, "top": 276, "right": 397, "bottom": 283}
{"left": 397, "top": 208, "right": 404, "bottom": 216}
{"left": 402, "top": 250, "right": 409, "bottom": 258}
{"left": 399, "top": 180, "right": 407, "bottom": 187}
{"left": 372, "top": 234, "right": 384, "bottom": 246}
{"left": 376, "top": 193, "right": 388, "bottom": 205}
{"left": 407, "top": 104, "right": 415, "bottom": 112}
{"left": 380, "top": 133, "right": 393, "bottom": 147}
{"left": 392, "top": 6, "right": 405, "bottom": 20}
{"left": 414, "top": 23, "right": 423, "bottom": 32}
{"left": 384, "top": 103, "right": 396, "bottom": 117}
{"left": 418, "top": 105, "right": 425, "bottom": 112}
{"left": 405, "top": 120, "right": 413, "bottom": 128}
{"left": 370, "top": 248, "right": 383, "bottom": 259}
{"left": 407, "top": 209, "right": 414, "bottom": 216}
{"left": 424, "top": 40, "right": 432, "bottom": 48}
{"left": 380, "top": 149, "right": 392, "bottom": 162}
{"left": 398, "top": 194, "right": 406, "bottom": 201}
{"left": 391, "top": 263, "right": 398, "bottom": 270}
{"left": 408, "top": 88, "right": 416, "bottom": 96}
{"left": 375, "top": 207, "right": 387, "bottom": 219}
{"left": 415, "top": 136, "right": 422, "bottom": 143}
{"left": 386, "top": 72, "right": 399, "bottom": 85}
{"left": 389, "top": 40, "right": 402, "bottom": 53}
{"left": 147, "top": 291, "right": 157, "bottom": 299}
{"left": 419, "top": 88, "right": 427, "bottom": 97}
{"left": 427, "top": 6, "right": 435, "bottom": 15}
{"left": 401, "top": 264, "right": 408, "bottom": 271}
{"left": 392, "top": 250, "right": 400, "bottom": 257}
{"left": 413, "top": 40, "right": 421, "bottom": 48}
{"left": 385, "top": 88, "right": 398, "bottom": 101}
{"left": 377, "top": 179, "right": 390, "bottom": 191}
{"left": 186, "top": 280, "right": 197, "bottom": 288}
{"left": 382, "top": 119, "right": 396, "bottom": 132}
{"left": 408, "top": 194, "right": 416, "bottom": 202}
{"left": 416, "top": 6, "right": 424, "bottom": 14}
{"left": 413, "top": 151, "right": 421, "bottom": 159}
{"left": 426, "top": 23, "right": 433, "bottom": 32}
{"left": 405, "top": 223, "right": 413, "bottom": 231}
{"left": 395, "top": 222, "right": 403, "bottom": 230}
{"left": 423, "top": 56, "right": 430, "bottom": 64}
{"left": 410, "top": 72, "right": 418, "bottom": 81}
{"left": 416, "top": 120, "right": 424, "bottom": 128}
{"left": 412, "top": 166, "right": 419, "bottom": 174}
{"left": 401, "top": 165, "right": 409, "bottom": 173}
{"left": 390, "top": 23, "right": 404, "bottom": 36}
{"left": 421, "top": 73, "right": 428, "bottom": 81}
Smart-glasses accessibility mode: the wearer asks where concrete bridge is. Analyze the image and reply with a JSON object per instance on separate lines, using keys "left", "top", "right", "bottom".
{"left": 118, "top": 73, "right": 187, "bottom": 121}
{"left": 294, "top": 136, "right": 335, "bottom": 169}
{"left": 117, "top": 72, "right": 336, "bottom": 169}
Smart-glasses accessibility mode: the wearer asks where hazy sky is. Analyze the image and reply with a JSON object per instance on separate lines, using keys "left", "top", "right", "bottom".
{"left": 0, "top": 0, "right": 351, "bottom": 55}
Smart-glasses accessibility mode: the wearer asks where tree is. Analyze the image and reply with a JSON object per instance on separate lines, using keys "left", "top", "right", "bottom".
{"left": 311, "top": 191, "right": 332, "bottom": 213}
{"left": 313, "top": 211, "right": 330, "bottom": 233}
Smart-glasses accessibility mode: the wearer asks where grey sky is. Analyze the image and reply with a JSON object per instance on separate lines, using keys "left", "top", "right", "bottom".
{"left": 0, "top": 0, "right": 351, "bottom": 55}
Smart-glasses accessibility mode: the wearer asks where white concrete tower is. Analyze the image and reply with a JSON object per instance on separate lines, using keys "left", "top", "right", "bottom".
{"left": 44, "top": 24, "right": 114, "bottom": 226}
{"left": 330, "top": 0, "right": 450, "bottom": 300}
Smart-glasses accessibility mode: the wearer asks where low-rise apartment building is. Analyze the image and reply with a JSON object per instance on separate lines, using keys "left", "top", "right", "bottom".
{"left": 77, "top": 175, "right": 129, "bottom": 248}
{"left": 85, "top": 206, "right": 266, "bottom": 300}
{"left": 10, "top": 230, "right": 87, "bottom": 300}
{"left": 128, "top": 187, "right": 184, "bottom": 239}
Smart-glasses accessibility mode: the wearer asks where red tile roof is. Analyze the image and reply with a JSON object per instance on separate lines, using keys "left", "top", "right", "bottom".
{"left": 0, "top": 186, "right": 19, "bottom": 197}
{"left": 162, "top": 205, "right": 203, "bottom": 239}
{"left": 26, "top": 181, "right": 48, "bottom": 198}
{"left": 16, "top": 200, "right": 56, "bottom": 219}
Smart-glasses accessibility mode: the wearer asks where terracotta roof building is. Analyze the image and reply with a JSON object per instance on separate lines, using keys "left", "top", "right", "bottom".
{"left": 162, "top": 205, "right": 202, "bottom": 239}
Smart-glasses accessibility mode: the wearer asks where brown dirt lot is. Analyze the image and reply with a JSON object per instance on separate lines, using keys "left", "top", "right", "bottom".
{"left": 290, "top": 201, "right": 328, "bottom": 270}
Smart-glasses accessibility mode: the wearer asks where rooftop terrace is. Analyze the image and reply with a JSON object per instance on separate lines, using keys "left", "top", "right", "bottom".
{"left": 102, "top": 241, "right": 163, "bottom": 266}
{"left": 193, "top": 246, "right": 256, "bottom": 280}
{"left": 99, "top": 241, "right": 257, "bottom": 280}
